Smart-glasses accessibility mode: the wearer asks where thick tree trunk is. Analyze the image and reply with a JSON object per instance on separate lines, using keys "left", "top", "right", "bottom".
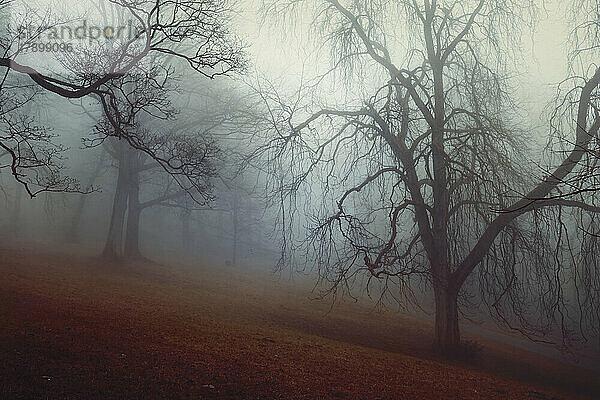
{"left": 181, "top": 211, "right": 192, "bottom": 253}
{"left": 68, "top": 157, "right": 103, "bottom": 242}
{"left": 102, "top": 144, "right": 129, "bottom": 260}
{"left": 433, "top": 282, "right": 460, "bottom": 357}
{"left": 124, "top": 168, "right": 141, "bottom": 259}
{"left": 124, "top": 207, "right": 141, "bottom": 258}
{"left": 9, "top": 183, "right": 22, "bottom": 236}
{"left": 232, "top": 193, "right": 239, "bottom": 267}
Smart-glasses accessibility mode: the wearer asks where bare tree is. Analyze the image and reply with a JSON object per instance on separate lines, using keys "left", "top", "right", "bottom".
{"left": 0, "top": 81, "right": 81, "bottom": 195}
{"left": 66, "top": 153, "right": 106, "bottom": 242}
{"left": 1, "top": 0, "right": 245, "bottom": 97}
{"left": 88, "top": 68, "right": 221, "bottom": 260}
{"left": 258, "top": 0, "right": 600, "bottom": 356}
{"left": 0, "top": 0, "right": 245, "bottom": 195}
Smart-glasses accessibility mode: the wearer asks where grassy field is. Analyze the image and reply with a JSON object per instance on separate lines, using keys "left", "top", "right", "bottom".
{"left": 0, "top": 246, "right": 598, "bottom": 399}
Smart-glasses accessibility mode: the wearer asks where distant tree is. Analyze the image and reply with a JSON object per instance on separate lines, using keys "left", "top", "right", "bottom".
{"left": 87, "top": 68, "right": 221, "bottom": 260}
{"left": 215, "top": 181, "right": 266, "bottom": 267}
{"left": 7, "top": 180, "right": 22, "bottom": 234}
{"left": 259, "top": 0, "right": 600, "bottom": 356}
{"left": 66, "top": 153, "right": 106, "bottom": 242}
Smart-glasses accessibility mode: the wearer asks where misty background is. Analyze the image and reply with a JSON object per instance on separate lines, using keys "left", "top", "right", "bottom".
{"left": 0, "top": 0, "right": 570, "bottom": 264}
{"left": 1, "top": 0, "right": 600, "bottom": 373}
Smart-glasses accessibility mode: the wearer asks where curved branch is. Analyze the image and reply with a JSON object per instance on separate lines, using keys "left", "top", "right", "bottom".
{"left": 453, "top": 67, "right": 600, "bottom": 287}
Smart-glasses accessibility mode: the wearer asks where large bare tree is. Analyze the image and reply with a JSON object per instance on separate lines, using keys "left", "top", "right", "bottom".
{"left": 258, "top": 0, "right": 600, "bottom": 356}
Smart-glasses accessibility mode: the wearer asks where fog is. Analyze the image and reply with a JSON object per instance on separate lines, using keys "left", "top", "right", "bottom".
{"left": 1, "top": 0, "right": 600, "bottom": 398}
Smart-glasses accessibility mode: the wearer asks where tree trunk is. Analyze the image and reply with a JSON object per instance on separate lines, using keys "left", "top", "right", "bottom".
{"left": 68, "top": 156, "right": 103, "bottom": 242}
{"left": 433, "top": 281, "right": 460, "bottom": 357}
{"left": 181, "top": 211, "right": 192, "bottom": 254}
{"left": 232, "top": 193, "right": 239, "bottom": 267}
{"left": 124, "top": 207, "right": 141, "bottom": 258}
{"left": 102, "top": 144, "right": 129, "bottom": 260}
{"left": 123, "top": 167, "right": 141, "bottom": 259}
{"left": 9, "top": 183, "right": 22, "bottom": 236}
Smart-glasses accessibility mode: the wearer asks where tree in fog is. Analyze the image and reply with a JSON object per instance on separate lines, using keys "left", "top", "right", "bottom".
{"left": 87, "top": 68, "right": 221, "bottom": 260}
{"left": 0, "top": 0, "right": 245, "bottom": 195}
{"left": 214, "top": 179, "right": 267, "bottom": 267}
{"left": 1, "top": 0, "right": 78, "bottom": 194}
{"left": 259, "top": 0, "right": 600, "bottom": 356}
{"left": 66, "top": 153, "right": 106, "bottom": 242}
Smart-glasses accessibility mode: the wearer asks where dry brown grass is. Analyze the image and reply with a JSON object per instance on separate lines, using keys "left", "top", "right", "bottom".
{"left": 0, "top": 246, "right": 598, "bottom": 399}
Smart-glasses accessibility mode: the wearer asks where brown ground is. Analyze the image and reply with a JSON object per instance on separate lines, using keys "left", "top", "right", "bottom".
{"left": 0, "top": 246, "right": 598, "bottom": 399}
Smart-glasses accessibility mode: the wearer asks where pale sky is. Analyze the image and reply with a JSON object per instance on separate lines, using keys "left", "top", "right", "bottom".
{"left": 233, "top": 0, "right": 572, "bottom": 115}
{"left": 10, "top": 0, "right": 575, "bottom": 131}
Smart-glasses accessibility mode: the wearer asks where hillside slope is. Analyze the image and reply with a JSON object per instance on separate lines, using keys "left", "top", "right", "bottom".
{"left": 0, "top": 248, "right": 597, "bottom": 399}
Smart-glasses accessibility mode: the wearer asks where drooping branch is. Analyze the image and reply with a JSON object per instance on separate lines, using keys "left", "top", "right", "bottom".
{"left": 138, "top": 190, "right": 186, "bottom": 210}
{"left": 454, "top": 67, "right": 600, "bottom": 287}
{"left": 0, "top": 58, "right": 122, "bottom": 99}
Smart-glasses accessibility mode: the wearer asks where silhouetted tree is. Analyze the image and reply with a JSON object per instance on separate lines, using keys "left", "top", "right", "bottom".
{"left": 259, "top": 0, "right": 600, "bottom": 356}
{"left": 0, "top": 0, "right": 245, "bottom": 195}
{"left": 90, "top": 69, "right": 220, "bottom": 260}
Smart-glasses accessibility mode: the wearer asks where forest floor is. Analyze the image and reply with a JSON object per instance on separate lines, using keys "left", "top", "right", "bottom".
{"left": 0, "top": 246, "right": 599, "bottom": 399}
